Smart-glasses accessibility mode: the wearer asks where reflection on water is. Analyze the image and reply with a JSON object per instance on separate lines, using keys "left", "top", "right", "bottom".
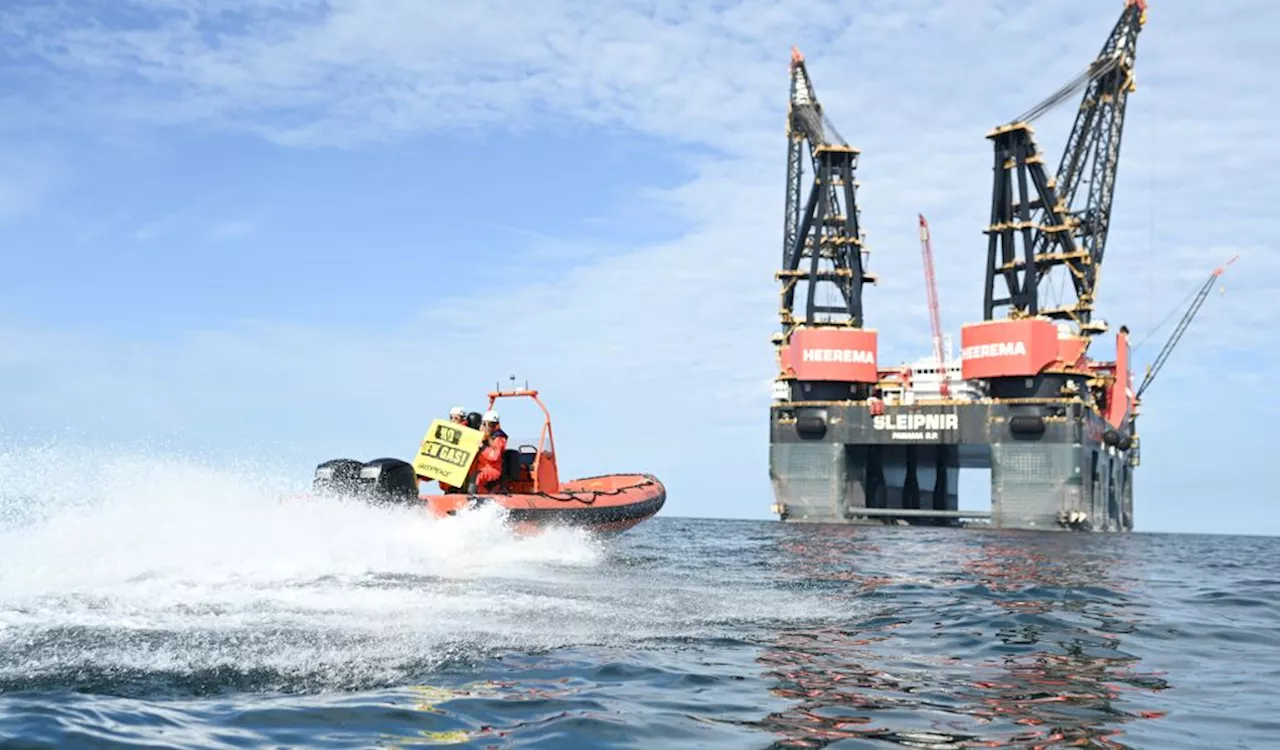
{"left": 1, "top": 492, "right": 1269, "bottom": 749}
{"left": 753, "top": 526, "right": 1170, "bottom": 749}
{"left": 379, "top": 681, "right": 592, "bottom": 748}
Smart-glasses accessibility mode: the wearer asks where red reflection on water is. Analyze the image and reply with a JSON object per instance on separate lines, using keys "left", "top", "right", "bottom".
{"left": 750, "top": 527, "right": 1169, "bottom": 749}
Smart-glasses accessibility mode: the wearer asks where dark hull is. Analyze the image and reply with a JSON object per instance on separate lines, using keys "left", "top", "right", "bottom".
{"left": 769, "top": 400, "right": 1136, "bottom": 532}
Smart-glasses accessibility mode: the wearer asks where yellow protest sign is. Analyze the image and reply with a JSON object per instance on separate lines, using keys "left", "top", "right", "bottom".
{"left": 412, "top": 419, "right": 485, "bottom": 487}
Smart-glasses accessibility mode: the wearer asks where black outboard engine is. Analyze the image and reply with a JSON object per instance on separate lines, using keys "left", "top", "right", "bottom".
{"left": 313, "top": 458, "right": 364, "bottom": 496}
{"left": 355, "top": 457, "right": 420, "bottom": 506}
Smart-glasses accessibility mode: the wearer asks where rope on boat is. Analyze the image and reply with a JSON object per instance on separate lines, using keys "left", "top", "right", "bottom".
{"left": 523, "top": 474, "right": 659, "bottom": 506}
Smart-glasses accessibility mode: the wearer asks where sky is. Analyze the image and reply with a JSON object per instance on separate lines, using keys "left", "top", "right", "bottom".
{"left": 0, "top": 0, "right": 1276, "bottom": 535}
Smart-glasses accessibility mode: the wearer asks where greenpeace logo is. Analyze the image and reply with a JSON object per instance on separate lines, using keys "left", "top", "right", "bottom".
{"left": 801, "top": 348, "right": 874, "bottom": 364}
{"left": 962, "top": 341, "right": 1028, "bottom": 360}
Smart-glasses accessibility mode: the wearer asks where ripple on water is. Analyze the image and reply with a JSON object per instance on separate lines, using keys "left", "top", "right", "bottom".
{"left": 0, "top": 450, "right": 1277, "bottom": 748}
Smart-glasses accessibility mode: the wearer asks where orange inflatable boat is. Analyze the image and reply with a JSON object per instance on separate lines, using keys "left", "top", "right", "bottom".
{"left": 309, "top": 387, "right": 665, "bottom": 535}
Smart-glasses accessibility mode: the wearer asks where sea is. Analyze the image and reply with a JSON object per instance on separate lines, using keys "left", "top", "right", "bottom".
{"left": 1, "top": 448, "right": 1277, "bottom": 749}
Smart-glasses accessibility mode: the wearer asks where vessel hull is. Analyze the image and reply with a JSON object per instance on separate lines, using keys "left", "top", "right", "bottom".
{"left": 422, "top": 473, "right": 666, "bottom": 535}
{"left": 769, "top": 400, "right": 1135, "bottom": 532}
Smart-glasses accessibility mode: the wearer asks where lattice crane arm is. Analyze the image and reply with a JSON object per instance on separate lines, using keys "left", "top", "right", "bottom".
{"left": 1010, "top": 0, "right": 1146, "bottom": 129}
{"left": 778, "top": 45, "right": 870, "bottom": 332}
{"left": 788, "top": 46, "right": 846, "bottom": 149}
{"left": 1135, "top": 253, "right": 1237, "bottom": 399}
{"left": 1037, "top": 0, "right": 1145, "bottom": 265}
{"left": 980, "top": 0, "right": 1146, "bottom": 338}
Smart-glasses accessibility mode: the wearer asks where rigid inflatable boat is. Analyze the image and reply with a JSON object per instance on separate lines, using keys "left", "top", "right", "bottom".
{"left": 309, "top": 387, "right": 665, "bottom": 535}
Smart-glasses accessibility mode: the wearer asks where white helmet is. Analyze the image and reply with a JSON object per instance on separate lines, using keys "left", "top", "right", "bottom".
{"left": 449, "top": 406, "right": 465, "bottom": 418}
{"left": 482, "top": 409, "right": 499, "bottom": 424}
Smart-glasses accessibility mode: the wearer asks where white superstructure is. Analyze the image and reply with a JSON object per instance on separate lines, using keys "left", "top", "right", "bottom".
{"left": 880, "top": 335, "right": 986, "bottom": 404}
{"left": 769, "top": 334, "right": 989, "bottom": 404}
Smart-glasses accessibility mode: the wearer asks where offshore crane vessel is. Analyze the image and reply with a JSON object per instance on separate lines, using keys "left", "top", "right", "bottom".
{"left": 768, "top": 0, "right": 1227, "bottom": 531}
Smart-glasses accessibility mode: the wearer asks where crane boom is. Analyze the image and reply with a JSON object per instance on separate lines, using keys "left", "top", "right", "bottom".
{"left": 777, "top": 46, "right": 871, "bottom": 330}
{"left": 782, "top": 46, "right": 849, "bottom": 271}
{"left": 918, "top": 214, "right": 944, "bottom": 365}
{"left": 774, "top": 46, "right": 880, "bottom": 402}
{"left": 919, "top": 214, "right": 949, "bottom": 397}
{"left": 1135, "top": 254, "right": 1238, "bottom": 399}
{"left": 981, "top": 0, "right": 1146, "bottom": 343}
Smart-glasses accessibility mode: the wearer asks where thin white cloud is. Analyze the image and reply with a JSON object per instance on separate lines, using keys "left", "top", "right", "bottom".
{"left": 2, "top": 0, "right": 1277, "bottom": 525}
{"left": 208, "top": 218, "right": 258, "bottom": 240}
{"left": 0, "top": 146, "right": 67, "bottom": 223}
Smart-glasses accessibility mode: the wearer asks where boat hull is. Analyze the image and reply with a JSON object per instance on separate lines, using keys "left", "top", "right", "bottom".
{"left": 422, "top": 473, "right": 666, "bottom": 534}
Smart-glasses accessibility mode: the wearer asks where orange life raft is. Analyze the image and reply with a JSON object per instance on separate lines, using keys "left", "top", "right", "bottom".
{"left": 309, "top": 387, "right": 666, "bottom": 535}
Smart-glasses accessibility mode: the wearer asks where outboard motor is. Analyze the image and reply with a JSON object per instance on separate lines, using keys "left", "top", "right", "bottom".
{"left": 356, "top": 458, "right": 420, "bottom": 506}
{"left": 313, "top": 458, "right": 364, "bottom": 496}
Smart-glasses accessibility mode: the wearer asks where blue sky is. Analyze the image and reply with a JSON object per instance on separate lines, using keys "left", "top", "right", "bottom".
{"left": 0, "top": 0, "right": 1275, "bottom": 535}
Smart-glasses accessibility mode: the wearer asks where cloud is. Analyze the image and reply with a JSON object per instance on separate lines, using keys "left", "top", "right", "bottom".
{"left": 207, "top": 217, "right": 257, "bottom": 240}
{"left": 0, "top": 146, "right": 66, "bottom": 223}
{"left": 2, "top": 0, "right": 1277, "bottom": 529}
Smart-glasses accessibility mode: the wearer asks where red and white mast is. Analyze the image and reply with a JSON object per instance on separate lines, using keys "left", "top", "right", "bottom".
{"left": 918, "top": 214, "right": 949, "bottom": 397}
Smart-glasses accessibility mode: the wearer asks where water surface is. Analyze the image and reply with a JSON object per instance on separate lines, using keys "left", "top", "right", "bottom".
{"left": 0, "top": 449, "right": 1276, "bottom": 748}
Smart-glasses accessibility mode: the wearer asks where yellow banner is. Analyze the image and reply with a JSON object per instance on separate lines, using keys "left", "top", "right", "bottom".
{"left": 412, "top": 419, "right": 485, "bottom": 487}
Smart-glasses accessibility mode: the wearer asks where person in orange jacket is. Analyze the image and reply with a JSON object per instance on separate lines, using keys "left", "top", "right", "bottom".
{"left": 473, "top": 409, "right": 508, "bottom": 493}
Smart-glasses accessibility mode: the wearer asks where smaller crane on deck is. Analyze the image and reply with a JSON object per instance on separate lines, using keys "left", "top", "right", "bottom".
{"left": 1135, "top": 254, "right": 1239, "bottom": 400}
{"left": 918, "top": 214, "right": 949, "bottom": 397}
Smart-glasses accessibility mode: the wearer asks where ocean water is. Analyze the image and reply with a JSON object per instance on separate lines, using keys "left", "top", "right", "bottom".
{"left": 1, "top": 448, "right": 1277, "bottom": 749}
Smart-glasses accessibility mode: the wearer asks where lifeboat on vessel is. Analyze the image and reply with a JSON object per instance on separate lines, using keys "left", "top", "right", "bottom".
{"left": 308, "top": 387, "right": 665, "bottom": 535}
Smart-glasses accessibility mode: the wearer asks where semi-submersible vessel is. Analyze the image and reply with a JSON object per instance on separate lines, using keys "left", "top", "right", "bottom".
{"left": 768, "top": 0, "right": 1231, "bottom": 532}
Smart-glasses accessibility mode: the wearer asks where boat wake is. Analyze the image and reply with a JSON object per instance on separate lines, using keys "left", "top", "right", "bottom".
{"left": 0, "top": 444, "right": 608, "bottom": 695}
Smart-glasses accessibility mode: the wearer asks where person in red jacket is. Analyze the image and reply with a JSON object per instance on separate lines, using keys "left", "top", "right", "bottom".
{"left": 473, "top": 409, "right": 508, "bottom": 493}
